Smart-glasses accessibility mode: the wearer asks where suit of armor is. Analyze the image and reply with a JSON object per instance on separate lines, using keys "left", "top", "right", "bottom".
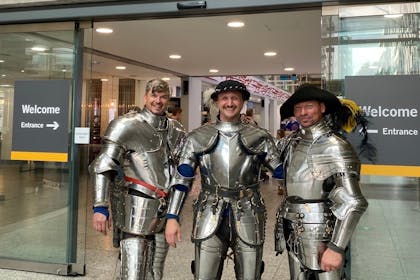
{"left": 275, "top": 118, "right": 368, "bottom": 280}
{"left": 90, "top": 108, "right": 185, "bottom": 280}
{"left": 167, "top": 120, "right": 282, "bottom": 280}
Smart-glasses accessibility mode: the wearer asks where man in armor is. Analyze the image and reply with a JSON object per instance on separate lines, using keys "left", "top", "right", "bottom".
{"left": 274, "top": 85, "right": 369, "bottom": 279}
{"left": 90, "top": 79, "right": 186, "bottom": 280}
{"left": 165, "top": 80, "right": 283, "bottom": 280}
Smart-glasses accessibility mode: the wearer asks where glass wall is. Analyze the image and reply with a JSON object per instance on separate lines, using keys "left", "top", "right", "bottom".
{"left": 0, "top": 22, "right": 86, "bottom": 275}
{"left": 322, "top": 3, "right": 419, "bottom": 280}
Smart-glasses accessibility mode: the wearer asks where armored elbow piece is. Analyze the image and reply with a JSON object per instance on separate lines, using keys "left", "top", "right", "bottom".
{"left": 329, "top": 174, "right": 368, "bottom": 250}
{"left": 166, "top": 167, "right": 195, "bottom": 217}
{"left": 89, "top": 143, "right": 124, "bottom": 207}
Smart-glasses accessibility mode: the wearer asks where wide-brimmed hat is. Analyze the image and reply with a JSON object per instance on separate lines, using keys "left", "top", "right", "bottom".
{"left": 211, "top": 80, "right": 250, "bottom": 101}
{"left": 280, "top": 85, "right": 341, "bottom": 120}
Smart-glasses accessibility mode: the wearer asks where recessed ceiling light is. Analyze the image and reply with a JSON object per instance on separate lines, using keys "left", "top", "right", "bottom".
{"left": 115, "top": 66, "right": 126, "bottom": 70}
{"left": 96, "top": 28, "right": 113, "bottom": 34}
{"left": 227, "top": 21, "right": 245, "bottom": 28}
{"left": 21, "top": 70, "right": 25, "bottom": 73}
{"left": 61, "top": 69, "right": 67, "bottom": 72}
{"left": 101, "top": 78, "right": 109, "bottom": 82}
{"left": 0, "top": 60, "right": 4, "bottom": 63}
{"left": 209, "top": 69, "right": 219, "bottom": 73}
{"left": 284, "top": 67, "right": 295, "bottom": 71}
{"left": 1, "top": 74, "right": 6, "bottom": 77}
{"left": 384, "top": 14, "right": 403, "bottom": 18}
{"left": 169, "top": 54, "right": 182, "bottom": 59}
{"left": 162, "top": 77, "right": 171, "bottom": 81}
{"left": 264, "top": 51, "right": 277, "bottom": 57}
{"left": 31, "top": 46, "right": 47, "bottom": 52}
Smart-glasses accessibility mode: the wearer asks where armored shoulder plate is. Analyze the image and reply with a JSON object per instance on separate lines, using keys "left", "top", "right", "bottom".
{"left": 309, "top": 133, "right": 360, "bottom": 180}
{"left": 187, "top": 124, "right": 219, "bottom": 154}
{"left": 167, "top": 118, "right": 186, "bottom": 154}
{"left": 104, "top": 113, "right": 161, "bottom": 153}
{"left": 239, "top": 125, "right": 273, "bottom": 154}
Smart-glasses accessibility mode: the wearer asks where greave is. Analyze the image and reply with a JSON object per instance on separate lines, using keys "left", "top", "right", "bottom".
{"left": 194, "top": 236, "right": 227, "bottom": 280}
{"left": 152, "top": 232, "right": 169, "bottom": 280}
{"left": 120, "top": 237, "right": 154, "bottom": 280}
{"left": 233, "top": 239, "right": 263, "bottom": 280}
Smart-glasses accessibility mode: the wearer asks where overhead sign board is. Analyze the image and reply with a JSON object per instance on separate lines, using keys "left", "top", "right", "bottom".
{"left": 11, "top": 80, "right": 70, "bottom": 162}
{"left": 345, "top": 75, "right": 419, "bottom": 177}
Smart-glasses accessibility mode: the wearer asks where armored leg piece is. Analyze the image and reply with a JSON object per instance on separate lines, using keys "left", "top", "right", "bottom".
{"left": 120, "top": 237, "right": 154, "bottom": 280}
{"left": 152, "top": 232, "right": 169, "bottom": 280}
{"left": 194, "top": 235, "right": 228, "bottom": 280}
{"left": 233, "top": 239, "right": 263, "bottom": 280}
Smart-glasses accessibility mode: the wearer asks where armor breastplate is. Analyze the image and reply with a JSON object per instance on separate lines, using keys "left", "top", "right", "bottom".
{"left": 286, "top": 121, "right": 331, "bottom": 200}
{"left": 106, "top": 109, "right": 172, "bottom": 192}
{"left": 200, "top": 121, "right": 260, "bottom": 189}
{"left": 285, "top": 119, "right": 360, "bottom": 200}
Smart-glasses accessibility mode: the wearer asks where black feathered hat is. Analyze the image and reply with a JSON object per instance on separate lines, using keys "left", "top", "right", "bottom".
{"left": 280, "top": 84, "right": 341, "bottom": 120}
{"left": 211, "top": 80, "right": 250, "bottom": 101}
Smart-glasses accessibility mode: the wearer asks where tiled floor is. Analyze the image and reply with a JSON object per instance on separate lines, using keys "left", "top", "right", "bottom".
{"left": 0, "top": 162, "right": 419, "bottom": 279}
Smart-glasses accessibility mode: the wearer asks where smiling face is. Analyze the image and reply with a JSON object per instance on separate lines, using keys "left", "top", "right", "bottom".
{"left": 144, "top": 90, "right": 170, "bottom": 115}
{"left": 293, "top": 100, "right": 325, "bottom": 128}
{"left": 216, "top": 91, "right": 244, "bottom": 122}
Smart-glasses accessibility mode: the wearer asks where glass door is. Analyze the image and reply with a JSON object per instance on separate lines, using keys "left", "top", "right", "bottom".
{"left": 0, "top": 22, "right": 86, "bottom": 275}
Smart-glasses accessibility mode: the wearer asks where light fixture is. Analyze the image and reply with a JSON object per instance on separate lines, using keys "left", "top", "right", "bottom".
{"left": 162, "top": 77, "right": 171, "bottom": 81}
{"left": 96, "top": 28, "right": 113, "bottom": 34}
{"left": 31, "top": 46, "right": 47, "bottom": 52}
{"left": 1, "top": 74, "right": 6, "bottom": 77}
{"left": 264, "top": 51, "right": 277, "bottom": 57}
{"left": 115, "top": 66, "right": 126, "bottom": 70}
{"left": 209, "top": 69, "right": 219, "bottom": 73}
{"left": 284, "top": 67, "right": 295, "bottom": 71}
{"left": 384, "top": 14, "right": 403, "bottom": 18}
{"left": 61, "top": 69, "right": 67, "bottom": 72}
{"left": 21, "top": 70, "right": 25, "bottom": 73}
{"left": 0, "top": 60, "right": 4, "bottom": 63}
{"left": 227, "top": 21, "right": 245, "bottom": 28}
{"left": 101, "top": 78, "right": 109, "bottom": 82}
{"left": 169, "top": 54, "right": 181, "bottom": 59}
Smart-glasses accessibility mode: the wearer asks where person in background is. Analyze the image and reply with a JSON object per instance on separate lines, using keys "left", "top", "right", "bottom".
{"left": 165, "top": 80, "right": 283, "bottom": 280}
{"left": 169, "top": 107, "right": 183, "bottom": 123}
{"left": 89, "top": 79, "right": 185, "bottom": 280}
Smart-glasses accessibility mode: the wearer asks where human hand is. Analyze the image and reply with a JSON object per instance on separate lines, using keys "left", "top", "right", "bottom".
{"left": 320, "top": 248, "right": 343, "bottom": 272}
{"left": 165, "top": 219, "right": 181, "bottom": 248}
{"left": 93, "top": 212, "right": 111, "bottom": 235}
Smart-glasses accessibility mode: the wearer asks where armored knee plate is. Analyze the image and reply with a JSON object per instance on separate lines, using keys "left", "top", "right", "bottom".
{"left": 120, "top": 237, "right": 154, "bottom": 280}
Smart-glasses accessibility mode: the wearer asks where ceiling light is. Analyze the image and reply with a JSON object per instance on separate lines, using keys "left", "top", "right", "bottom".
{"left": 0, "top": 60, "right": 4, "bottom": 63}
{"left": 1, "top": 74, "right": 6, "bottom": 77}
{"left": 264, "top": 51, "right": 277, "bottom": 57}
{"left": 115, "top": 66, "right": 126, "bottom": 70}
{"left": 21, "top": 70, "right": 25, "bottom": 73}
{"left": 0, "top": 84, "right": 11, "bottom": 87}
{"left": 96, "top": 28, "right": 113, "bottom": 34}
{"left": 31, "top": 46, "right": 47, "bottom": 52}
{"left": 284, "top": 67, "right": 295, "bottom": 71}
{"left": 209, "top": 69, "right": 219, "bottom": 73}
{"left": 162, "top": 77, "right": 171, "bottom": 81}
{"left": 101, "top": 78, "right": 109, "bottom": 82}
{"left": 61, "top": 69, "right": 67, "bottom": 72}
{"left": 169, "top": 54, "right": 181, "bottom": 59}
{"left": 384, "top": 14, "right": 403, "bottom": 18}
{"left": 227, "top": 21, "right": 245, "bottom": 28}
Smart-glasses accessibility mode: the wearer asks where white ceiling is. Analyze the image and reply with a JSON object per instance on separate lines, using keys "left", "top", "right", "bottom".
{"left": 88, "top": 8, "right": 322, "bottom": 80}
